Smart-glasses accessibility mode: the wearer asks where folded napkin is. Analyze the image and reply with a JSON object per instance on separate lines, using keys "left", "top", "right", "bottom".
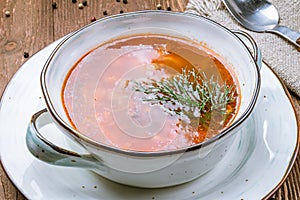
{"left": 185, "top": 0, "right": 300, "bottom": 97}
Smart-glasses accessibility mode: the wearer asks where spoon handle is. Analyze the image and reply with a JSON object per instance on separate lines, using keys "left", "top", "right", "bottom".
{"left": 267, "top": 25, "right": 300, "bottom": 50}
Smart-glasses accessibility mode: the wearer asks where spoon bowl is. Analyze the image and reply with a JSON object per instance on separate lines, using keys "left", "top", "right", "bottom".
{"left": 223, "top": 0, "right": 300, "bottom": 49}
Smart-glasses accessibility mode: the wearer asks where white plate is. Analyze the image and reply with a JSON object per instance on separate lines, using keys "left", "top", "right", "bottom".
{"left": 0, "top": 39, "right": 299, "bottom": 200}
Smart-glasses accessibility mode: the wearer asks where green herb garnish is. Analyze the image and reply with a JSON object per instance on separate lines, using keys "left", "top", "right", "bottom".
{"left": 134, "top": 68, "right": 236, "bottom": 126}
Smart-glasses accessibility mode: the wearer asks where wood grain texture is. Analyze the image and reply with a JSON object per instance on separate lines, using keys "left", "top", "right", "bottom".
{"left": 0, "top": 0, "right": 299, "bottom": 199}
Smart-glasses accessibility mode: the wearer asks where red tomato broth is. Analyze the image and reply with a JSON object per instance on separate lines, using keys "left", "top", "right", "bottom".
{"left": 62, "top": 34, "right": 240, "bottom": 152}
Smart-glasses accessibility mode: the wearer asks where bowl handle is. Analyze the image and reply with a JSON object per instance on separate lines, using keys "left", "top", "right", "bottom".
{"left": 26, "top": 108, "right": 106, "bottom": 171}
{"left": 232, "top": 30, "right": 262, "bottom": 69}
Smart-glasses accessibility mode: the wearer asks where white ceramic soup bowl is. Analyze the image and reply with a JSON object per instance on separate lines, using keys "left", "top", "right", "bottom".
{"left": 26, "top": 10, "right": 261, "bottom": 188}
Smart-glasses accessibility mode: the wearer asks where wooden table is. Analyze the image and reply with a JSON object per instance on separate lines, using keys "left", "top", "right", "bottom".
{"left": 0, "top": 0, "right": 299, "bottom": 199}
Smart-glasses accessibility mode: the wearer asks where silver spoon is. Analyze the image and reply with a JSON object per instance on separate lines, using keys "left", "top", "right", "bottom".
{"left": 222, "top": 0, "right": 300, "bottom": 50}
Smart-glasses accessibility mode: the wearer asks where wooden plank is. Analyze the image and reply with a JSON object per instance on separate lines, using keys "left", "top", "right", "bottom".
{"left": 0, "top": 0, "right": 54, "bottom": 95}
{"left": 51, "top": 0, "right": 188, "bottom": 40}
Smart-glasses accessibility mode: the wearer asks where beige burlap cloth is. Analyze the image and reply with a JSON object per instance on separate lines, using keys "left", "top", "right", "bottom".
{"left": 185, "top": 0, "right": 300, "bottom": 97}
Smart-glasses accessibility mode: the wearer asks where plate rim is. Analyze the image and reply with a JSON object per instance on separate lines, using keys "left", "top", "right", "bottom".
{"left": 260, "top": 62, "right": 300, "bottom": 200}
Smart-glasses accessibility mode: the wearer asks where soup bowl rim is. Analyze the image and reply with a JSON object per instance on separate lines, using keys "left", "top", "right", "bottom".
{"left": 41, "top": 10, "right": 261, "bottom": 156}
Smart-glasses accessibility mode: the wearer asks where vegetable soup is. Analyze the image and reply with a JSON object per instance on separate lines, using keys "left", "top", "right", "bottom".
{"left": 62, "top": 34, "right": 240, "bottom": 152}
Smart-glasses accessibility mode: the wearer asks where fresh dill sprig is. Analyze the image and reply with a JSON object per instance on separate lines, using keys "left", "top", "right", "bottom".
{"left": 134, "top": 68, "right": 236, "bottom": 118}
